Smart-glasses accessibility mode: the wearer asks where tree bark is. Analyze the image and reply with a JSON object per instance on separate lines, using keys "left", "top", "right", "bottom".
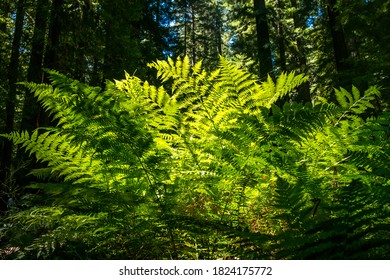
{"left": 39, "top": 0, "right": 64, "bottom": 126}
{"left": 0, "top": 0, "right": 26, "bottom": 211}
{"left": 327, "top": 0, "right": 350, "bottom": 79}
{"left": 253, "top": 0, "right": 273, "bottom": 80}
{"left": 215, "top": 4, "right": 223, "bottom": 55}
{"left": 291, "top": 0, "right": 311, "bottom": 103}
{"left": 290, "top": 0, "right": 307, "bottom": 72}
{"left": 16, "top": 0, "right": 62, "bottom": 187}
{"left": 190, "top": 4, "right": 196, "bottom": 65}
{"left": 102, "top": 0, "right": 143, "bottom": 81}
{"left": 276, "top": 0, "right": 286, "bottom": 72}
{"left": 44, "top": 0, "right": 64, "bottom": 73}
{"left": 183, "top": 0, "right": 188, "bottom": 56}
{"left": 20, "top": 0, "right": 50, "bottom": 133}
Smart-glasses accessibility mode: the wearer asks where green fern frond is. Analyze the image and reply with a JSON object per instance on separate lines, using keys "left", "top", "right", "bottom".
{"left": 335, "top": 85, "right": 380, "bottom": 120}
{"left": 265, "top": 72, "right": 309, "bottom": 107}
{"left": 298, "top": 180, "right": 390, "bottom": 259}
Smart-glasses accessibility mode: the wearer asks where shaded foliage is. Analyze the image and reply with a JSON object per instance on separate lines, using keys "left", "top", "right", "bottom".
{"left": 1, "top": 57, "right": 389, "bottom": 259}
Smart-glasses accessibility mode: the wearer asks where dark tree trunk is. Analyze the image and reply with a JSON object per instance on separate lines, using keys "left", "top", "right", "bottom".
{"left": 327, "top": 0, "right": 350, "bottom": 85}
{"left": 102, "top": 0, "right": 142, "bottom": 81}
{"left": 291, "top": 0, "right": 311, "bottom": 103}
{"left": 44, "top": 0, "right": 64, "bottom": 73}
{"left": 275, "top": 0, "right": 286, "bottom": 72}
{"left": 253, "top": 0, "right": 273, "bottom": 80}
{"left": 40, "top": 0, "right": 63, "bottom": 125}
{"left": 216, "top": 5, "right": 223, "bottom": 55}
{"left": 16, "top": 0, "right": 62, "bottom": 187}
{"left": 0, "top": 0, "right": 26, "bottom": 212}
{"left": 190, "top": 5, "right": 196, "bottom": 65}
{"left": 183, "top": 0, "right": 187, "bottom": 56}
{"left": 20, "top": 0, "right": 50, "bottom": 133}
{"left": 291, "top": 0, "right": 308, "bottom": 72}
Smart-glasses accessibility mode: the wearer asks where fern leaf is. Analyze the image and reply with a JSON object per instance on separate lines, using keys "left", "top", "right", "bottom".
{"left": 335, "top": 85, "right": 380, "bottom": 116}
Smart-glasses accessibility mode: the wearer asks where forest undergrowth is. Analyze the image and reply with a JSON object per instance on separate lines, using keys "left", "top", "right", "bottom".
{"left": 0, "top": 56, "right": 389, "bottom": 259}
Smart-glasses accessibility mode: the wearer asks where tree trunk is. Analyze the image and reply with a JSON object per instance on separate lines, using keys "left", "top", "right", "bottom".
{"left": 183, "top": 0, "right": 187, "bottom": 56}
{"left": 327, "top": 0, "right": 350, "bottom": 85}
{"left": 40, "top": 0, "right": 63, "bottom": 125}
{"left": 102, "top": 0, "right": 143, "bottom": 81}
{"left": 16, "top": 0, "right": 62, "bottom": 187}
{"left": 253, "top": 0, "right": 273, "bottom": 80}
{"left": 0, "top": 0, "right": 26, "bottom": 211}
{"left": 215, "top": 4, "right": 223, "bottom": 55}
{"left": 190, "top": 5, "right": 196, "bottom": 65}
{"left": 44, "top": 0, "right": 64, "bottom": 73}
{"left": 20, "top": 0, "right": 50, "bottom": 133}
{"left": 275, "top": 0, "right": 286, "bottom": 72}
{"left": 291, "top": 0, "right": 307, "bottom": 72}
{"left": 291, "top": 0, "right": 311, "bottom": 103}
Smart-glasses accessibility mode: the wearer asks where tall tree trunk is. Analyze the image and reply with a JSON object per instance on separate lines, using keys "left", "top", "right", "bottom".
{"left": 102, "top": 0, "right": 143, "bottom": 81}
{"left": 41, "top": 0, "right": 63, "bottom": 124}
{"left": 291, "top": 0, "right": 311, "bottom": 103}
{"left": 0, "top": 0, "right": 26, "bottom": 211}
{"left": 190, "top": 4, "right": 196, "bottom": 65}
{"left": 16, "top": 0, "right": 62, "bottom": 187}
{"left": 253, "top": 0, "right": 273, "bottom": 80}
{"left": 183, "top": 0, "right": 187, "bottom": 56}
{"left": 291, "top": 0, "right": 307, "bottom": 72}
{"left": 215, "top": 4, "right": 223, "bottom": 55}
{"left": 44, "top": 0, "right": 64, "bottom": 73}
{"left": 327, "top": 0, "right": 350, "bottom": 85}
{"left": 275, "top": 0, "right": 286, "bottom": 72}
{"left": 20, "top": 0, "right": 50, "bottom": 133}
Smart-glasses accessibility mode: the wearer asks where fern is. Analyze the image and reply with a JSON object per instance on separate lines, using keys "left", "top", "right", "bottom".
{"left": 264, "top": 71, "right": 309, "bottom": 107}
{"left": 296, "top": 180, "right": 390, "bottom": 259}
{"left": 1, "top": 57, "right": 388, "bottom": 260}
{"left": 334, "top": 85, "right": 381, "bottom": 125}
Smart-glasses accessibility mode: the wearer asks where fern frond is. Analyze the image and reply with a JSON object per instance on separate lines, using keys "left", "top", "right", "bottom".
{"left": 335, "top": 86, "right": 381, "bottom": 123}
{"left": 298, "top": 180, "right": 390, "bottom": 259}
{"left": 265, "top": 72, "right": 309, "bottom": 107}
